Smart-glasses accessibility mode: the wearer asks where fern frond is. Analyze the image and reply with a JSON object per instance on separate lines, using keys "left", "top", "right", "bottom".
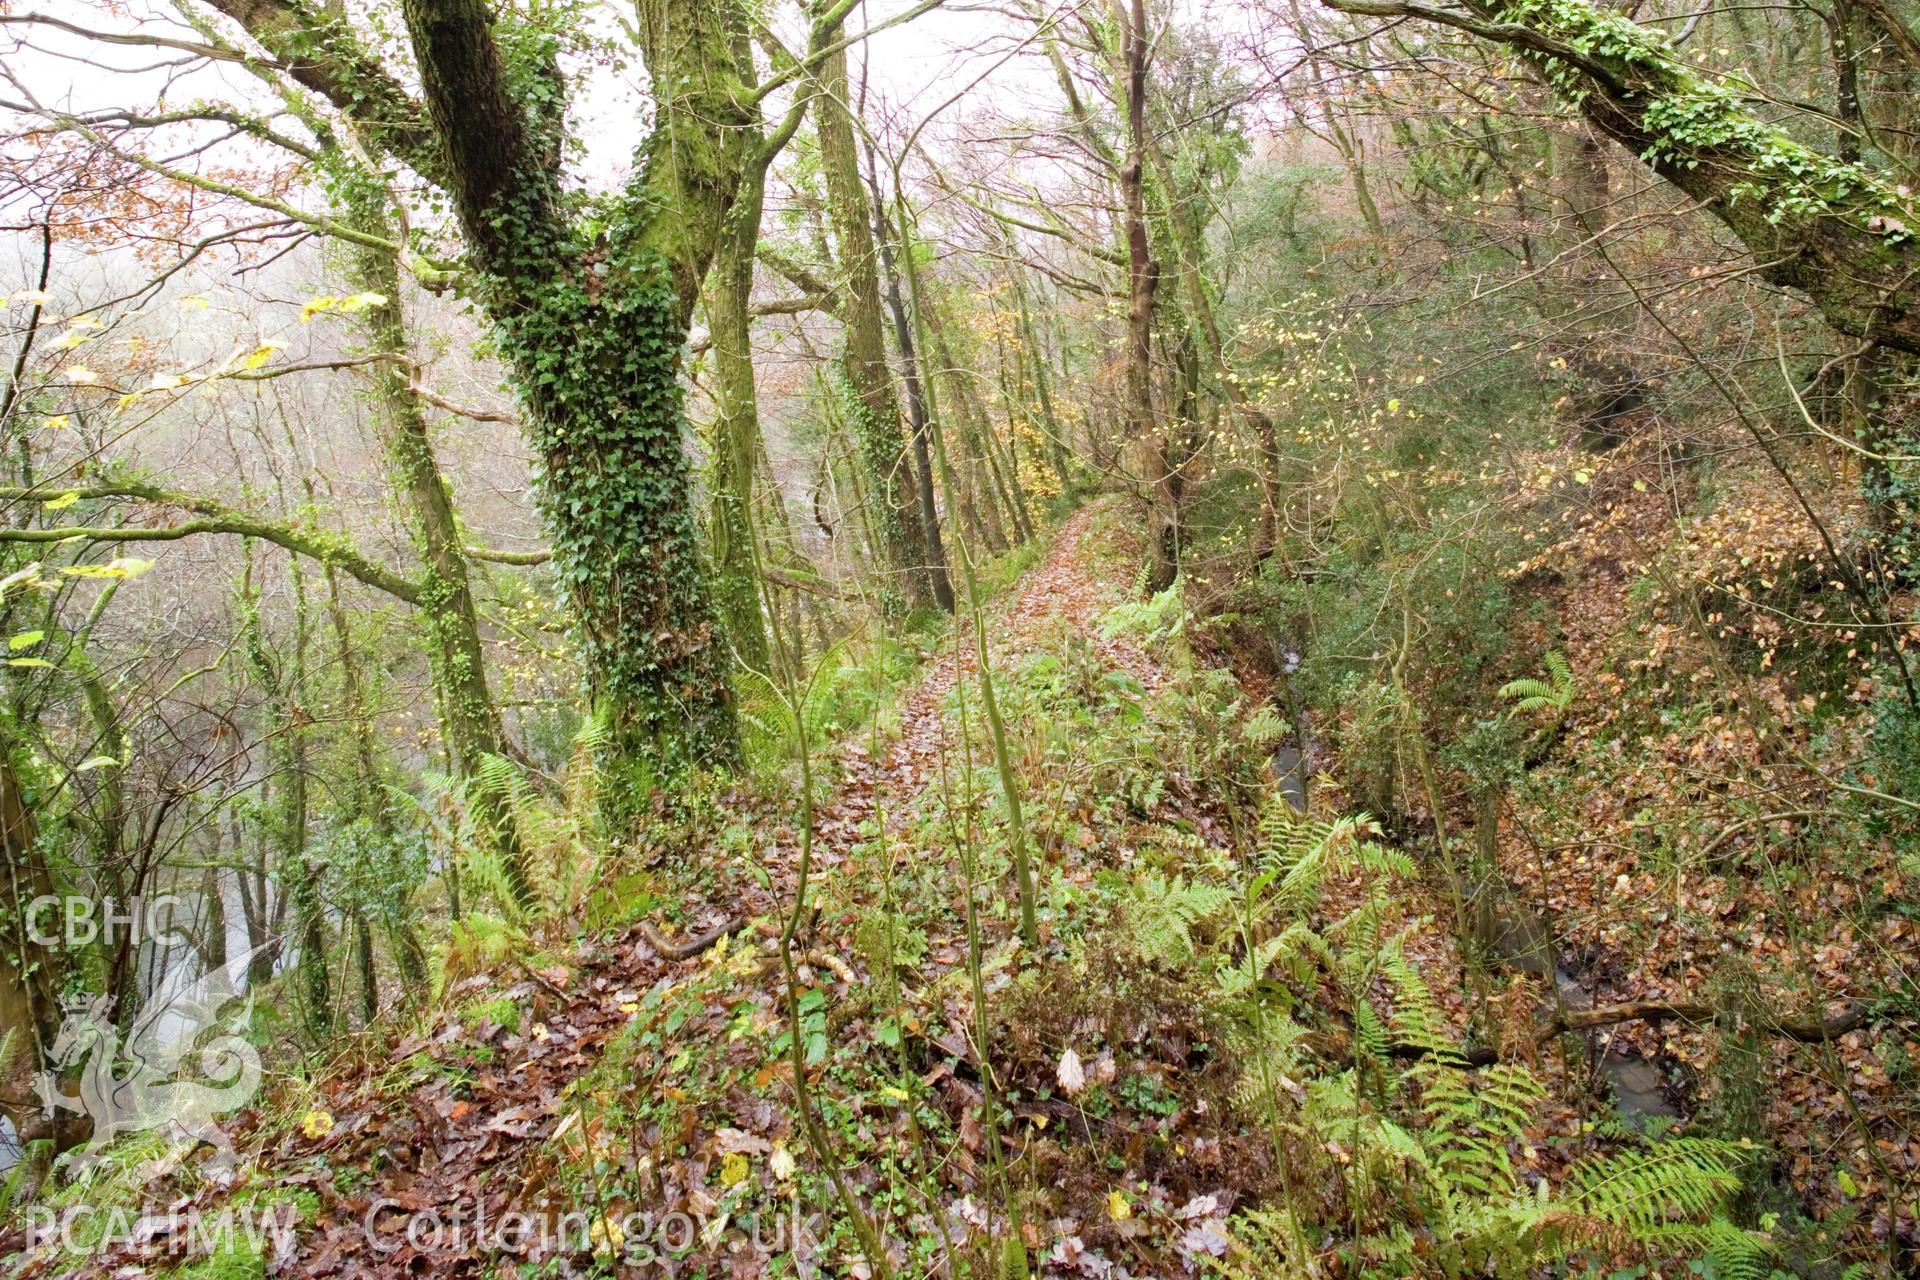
{"left": 1562, "top": 1138, "right": 1746, "bottom": 1235}
{"left": 1124, "top": 872, "right": 1232, "bottom": 966}
{"left": 1241, "top": 705, "right": 1287, "bottom": 748}
{"left": 1499, "top": 650, "right": 1575, "bottom": 717}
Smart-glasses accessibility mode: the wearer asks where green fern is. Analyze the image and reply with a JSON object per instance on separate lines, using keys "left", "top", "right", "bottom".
{"left": 1498, "top": 649, "right": 1575, "bottom": 717}
{"left": 1124, "top": 872, "right": 1233, "bottom": 965}
{"left": 1240, "top": 704, "right": 1287, "bottom": 749}
{"left": 1561, "top": 1138, "right": 1749, "bottom": 1234}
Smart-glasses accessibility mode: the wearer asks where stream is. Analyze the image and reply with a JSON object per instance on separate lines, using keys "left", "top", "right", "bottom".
{"left": 1271, "top": 712, "right": 1675, "bottom": 1127}
{"left": 1480, "top": 890, "right": 1679, "bottom": 1127}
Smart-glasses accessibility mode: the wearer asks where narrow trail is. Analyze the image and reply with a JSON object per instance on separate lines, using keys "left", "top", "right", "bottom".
{"left": 812, "top": 503, "right": 1165, "bottom": 873}
{"left": 32, "top": 504, "right": 1171, "bottom": 1280}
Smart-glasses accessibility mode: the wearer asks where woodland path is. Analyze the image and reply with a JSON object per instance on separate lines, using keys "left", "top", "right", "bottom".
{"left": 31, "top": 502, "right": 1175, "bottom": 1279}
{"left": 808, "top": 504, "right": 1166, "bottom": 882}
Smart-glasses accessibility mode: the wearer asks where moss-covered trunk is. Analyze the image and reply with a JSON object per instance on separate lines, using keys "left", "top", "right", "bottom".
{"left": 0, "top": 747, "right": 76, "bottom": 1161}
{"left": 350, "top": 228, "right": 533, "bottom": 901}
{"left": 708, "top": 181, "right": 774, "bottom": 675}
{"left": 240, "top": 550, "right": 331, "bottom": 1041}
{"left": 814, "top": 42, "right": 942, "bottom": 611}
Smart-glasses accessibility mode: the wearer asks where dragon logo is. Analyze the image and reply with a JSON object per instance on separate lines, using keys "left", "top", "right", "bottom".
{"left": 33, "top": 954, "right": 261, "bottom": 1180}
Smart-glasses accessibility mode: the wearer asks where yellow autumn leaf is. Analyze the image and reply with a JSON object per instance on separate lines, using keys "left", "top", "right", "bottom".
{"left": 338, "top": 291, "right": 389, "bottom": 312}
{"left": 300, "top": 295, "right": 340, "bottom": 322}
{"left": 718, "top": 1152, "right": 750, "bottom": 1187}
{"left": 1108, "top": 1189, "right": 1131, "bottom": 1221}
{"left": 176, "top": 294, "right": 210, "bottom": 311}
{"left": 61, "top": 557, "right": 152, "bottom": 580}
{"left": 43, "top": 491, "right": 80, "bottom": 511}
{"left": 588, "top": 1214, "right": 624, "bottom": 1252}
{"left": 243, "top": 337, "right": 286, "bottom": 370}
{"left": 11, "top": 289, "right": 52, "bottom": 306}
{"left": 769, "top": 1142, "right": 796, "bottom": 1181}
{"left": 300, "top": 1109, "right": 334, "bottom": 1139}
{"left": 42, "top": 414, "right": 70, "bottom": 430}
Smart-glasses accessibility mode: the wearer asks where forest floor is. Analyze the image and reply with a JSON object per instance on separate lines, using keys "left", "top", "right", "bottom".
{"left": 12, "top": 503, "right": 1266, "bottom": 1278}
{"left": 11, "top": 496, "right": 1914, "bottom": 1278}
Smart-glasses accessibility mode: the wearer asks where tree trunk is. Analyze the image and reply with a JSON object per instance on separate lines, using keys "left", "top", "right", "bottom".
{"left": 348, "top": 224, "right": 534, "bottom": 903}
{"left": 1117, "top": 0, "right": 1174, "bottom": 590}
{"left": 813, "top": 41, "right": 939, "bottom": 612}
{"left": 868, "top": 152, "right": 956, "bottom": 612}
{"left": 240, "top": 550, "right": 330, "bottom": 1041}
{"left": 0, "top": 750, "right": 79, "bottom": 1161}
{"left": 925, "top": 293, "right": 1020, "bottom": 547}
{"left": 707, "top": 184, "right": 776, "bottom": 674}
{"left": 321, "top": 565, "right": 429, "bottom": 998}
{"left": 1011, "top": 271, "right": 1073, "bottom": 489}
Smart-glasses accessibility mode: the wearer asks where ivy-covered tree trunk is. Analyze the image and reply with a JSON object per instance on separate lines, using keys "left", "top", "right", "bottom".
{"left": 813, "top": 41, "right": 947, "bottom": 612}
{"left": 212, "top": 0, "right": 877, "bottom": 784}
{"left": 392, "top": 0, "right": 749, "bottom": 784}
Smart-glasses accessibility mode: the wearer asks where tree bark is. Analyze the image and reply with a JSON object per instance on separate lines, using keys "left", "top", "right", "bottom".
{"left": 813, "top": 41, "right": 941, "bottom": 611}
{"left": 868, "top": 174, "right": 956, "bottom": 611}
{"left": 0, "top": 750, "right": 78, "bottom": 1161}
{"left": 1116, "top": 0, "right": 1175, "bottom": 590}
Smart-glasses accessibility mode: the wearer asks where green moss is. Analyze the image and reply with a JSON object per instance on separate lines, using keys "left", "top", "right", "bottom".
{"left": 1493, "top": 0, "right": 1917, "bottom": 232}
{"left": 459, "top": 995, "right": 524, "bottom": 1035}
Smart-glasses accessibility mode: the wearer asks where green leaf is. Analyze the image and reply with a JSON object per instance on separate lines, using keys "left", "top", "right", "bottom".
{"left": 8, "top": 631, "right": 43, "bottom": 650}
{"left": 7, "top": 657, "right": 52, "bottom": 668}
{"left": 75, "top": 755, "right": 118, "bottom": 773}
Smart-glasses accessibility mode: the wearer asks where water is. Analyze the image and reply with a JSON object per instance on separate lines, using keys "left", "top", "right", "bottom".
{"left": 1480, "top": 889, "right": 1677, "bottom": 1127}
{"left": 1273, "top": 744, "right": 1308, "bottom": 813}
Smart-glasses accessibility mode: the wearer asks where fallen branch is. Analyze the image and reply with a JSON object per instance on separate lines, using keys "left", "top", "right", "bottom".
{"left": 637, "top": 916, "right": 742, "bottom": 962}
{"left": 1540, "top": 998, "right": 1872, "bottom": 1044}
